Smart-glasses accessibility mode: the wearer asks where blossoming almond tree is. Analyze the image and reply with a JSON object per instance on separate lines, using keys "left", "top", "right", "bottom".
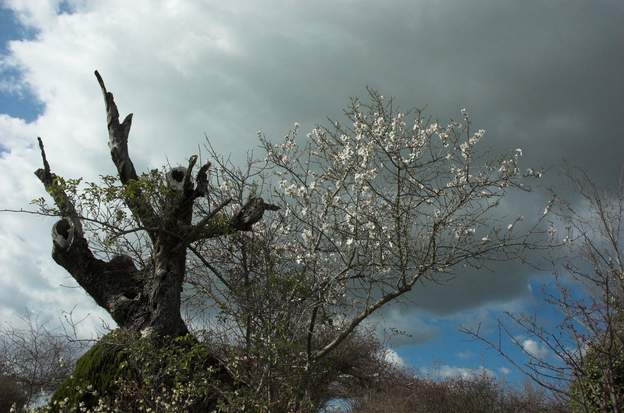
{"left": 185, "top": 90, "right": 547, "bottom": 409}
{"left": 259, "top": 90, "right": 541, "bottom": 359}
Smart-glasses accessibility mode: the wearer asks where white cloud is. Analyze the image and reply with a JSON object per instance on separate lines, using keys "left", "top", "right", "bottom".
{"left": 383, "top": 348, "right": 405, "bottom": 368}
{"left": 499, "top": 367, "right": 511, "bottom": 375}
{"left": 3, "top": 0, "right": 67, "bottom": 29}
{"left": 520, "top": 338, "right": 549, "bottom": 359}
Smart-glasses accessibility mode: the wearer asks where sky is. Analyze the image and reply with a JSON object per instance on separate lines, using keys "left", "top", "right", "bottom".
{"left": 0, "top": 0, "right": 622, "bottom": 385}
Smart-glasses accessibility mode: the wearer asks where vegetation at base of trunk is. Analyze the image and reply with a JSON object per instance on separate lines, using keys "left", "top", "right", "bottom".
{"left": 50, "top": 334, "right": 125, "bottom": 410}
{"left": 46, "top": 330, "right": 230, "bottom": 412}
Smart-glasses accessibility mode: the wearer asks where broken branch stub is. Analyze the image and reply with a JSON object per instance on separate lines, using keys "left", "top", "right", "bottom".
{"left": 193, "top": 161, "right": 211, "bottom": 199}
{"left": 166, "top": 166, "right": 187, "bottom": 192}
{"left": 231, "top": 197, "right": 280, "bottom": 231}
{"left": 182, "top": 155, "right": 198, "bottom": 195}
{"left": 95, "top": 70, "right": 136, "bottom": 182}
{"left": 94, "top": 71, "right": 158, "bottom": 236}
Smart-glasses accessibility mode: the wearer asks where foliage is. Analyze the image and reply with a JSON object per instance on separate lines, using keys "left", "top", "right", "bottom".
{"left": 570, "top": 337, "right": 624, "bottom": 412}
{"left": 0, "top": 319, "right": 389, "bottom": 413}
{"left": 46, "top": 330, "right": 229, "bottom": 412}
{"left": 213, "top": 328, "right": 385, "bottom": 412}
{"left": 39, "top": 327, "right": 387, "bottom": 413}
{"left": 0, "top": 313, "right": 82, "bottom": 410}
{"left": 49, "top": 332, "right": 127, "bottom": 410}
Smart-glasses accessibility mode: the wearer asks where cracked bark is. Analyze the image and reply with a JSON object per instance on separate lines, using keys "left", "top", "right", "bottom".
{"left": 35, "top": 71, "right": 278, "bottom": 338}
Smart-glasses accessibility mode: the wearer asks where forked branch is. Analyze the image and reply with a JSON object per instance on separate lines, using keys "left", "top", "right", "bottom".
{"left": 94, "top": 70, "right": 158, "bottom": 236}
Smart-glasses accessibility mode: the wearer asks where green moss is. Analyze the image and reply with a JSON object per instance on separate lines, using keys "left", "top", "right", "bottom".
{"left": 47, "top": 330, "right": 230, "bottom": 412}
{"left": 50, "top": 331, "right": 130, "bottom": 410}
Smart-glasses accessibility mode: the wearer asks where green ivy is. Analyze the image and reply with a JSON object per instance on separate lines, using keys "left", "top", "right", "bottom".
{"left": 570, "top": 340, "right": 624, "bottom": 412}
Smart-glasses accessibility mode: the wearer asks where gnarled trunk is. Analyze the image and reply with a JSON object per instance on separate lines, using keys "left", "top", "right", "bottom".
{"left": 35, "top": 71, "right": 278, "bottom": 338}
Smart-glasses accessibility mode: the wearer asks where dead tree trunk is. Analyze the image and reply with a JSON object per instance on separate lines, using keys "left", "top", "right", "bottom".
{"left": 35, "top": 71, "right": 278, "bottom": 338}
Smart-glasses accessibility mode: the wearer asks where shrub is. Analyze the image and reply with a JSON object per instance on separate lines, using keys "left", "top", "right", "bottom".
{"left": 46, "top": 330, "right": 230, "bottom": 412}
{"left": 348, "top": 369, "right": 568, "bottom": 413}
{"left": 570, "top": 339, "right": 624, "bottom": 412}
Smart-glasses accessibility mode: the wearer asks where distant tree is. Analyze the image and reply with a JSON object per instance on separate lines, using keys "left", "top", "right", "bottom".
{"left": 464, "top": 169, "right": 624, "bottom": 412}
{"left": 0, "top": 312, "right": 84, "bottom": 410}
{"left": 24, "top": 72, "right": 543, "bottom": 410}
{"left": 345, "top": 366, "right": 568, "bottom": 413}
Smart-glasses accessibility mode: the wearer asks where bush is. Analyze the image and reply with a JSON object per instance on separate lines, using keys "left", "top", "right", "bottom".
{"left": 46, "top": 329, "right": 231, "bottom": 412}
{"left": 570, "top": 340, "right": 624, "bottom": 412}
{"left": 348, "top": 369, "right": 568, "bottom": 413}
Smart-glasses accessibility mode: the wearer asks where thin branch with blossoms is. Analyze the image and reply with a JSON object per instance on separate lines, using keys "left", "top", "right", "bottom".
{"left": 250, "top": 90, "right": 547, "bottom": 362}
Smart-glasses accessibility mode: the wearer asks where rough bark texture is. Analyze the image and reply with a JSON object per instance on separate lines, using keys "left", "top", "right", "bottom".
{"left": 35, "top": 71, "right": 278, "bottom": 338}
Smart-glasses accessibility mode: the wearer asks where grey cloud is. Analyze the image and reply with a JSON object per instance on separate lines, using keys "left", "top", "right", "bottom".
{"left": 366, "top": 304, "right": 440, "bottom": 346}
{"left": 407, "top": 262, "right": 535, "bottom": 316}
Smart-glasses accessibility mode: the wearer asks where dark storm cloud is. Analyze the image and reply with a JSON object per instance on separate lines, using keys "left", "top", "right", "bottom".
{"left": 408, "top": 261, "right": 535, "bottom": 316}
{"left": 210, "top": 0, "right": 623, "bottom": 314}
{"left": 215, "top": 0, "right": 623, "bottom": 182}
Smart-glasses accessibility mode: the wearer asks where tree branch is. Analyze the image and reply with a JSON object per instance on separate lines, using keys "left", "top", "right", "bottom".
{"left": 183, "top": 197, "right": 279, "bottom": 244}
{"left": 230, "top": 197, "right": 280, "bottom": 231}
{"left": 188, "top": 245, "right": 233, "bottom": 291}
{"left": 312, "top": 284, "right": 411, "bottom": 361}
{"left": 179, "top": 198, "right": 234, "bottom": 246}
{"left": 193, "top": 161, "right": 211, "bottom": 199}
{"left": 94, "top": 70, "right": 158, "bottom": 237}
{"left": 33, "top": 137, "right": 145, "bottom": 328}
{"left": 34, "top": 137, "right": 83, "bottom": 235}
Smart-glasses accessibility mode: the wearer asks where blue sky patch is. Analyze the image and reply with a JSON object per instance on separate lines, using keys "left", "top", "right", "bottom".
{"left": 0, "top": 5, "right": 43, "bottom": 122}
{"left": 57, "top": 1, "right": 74, "bottom": 15}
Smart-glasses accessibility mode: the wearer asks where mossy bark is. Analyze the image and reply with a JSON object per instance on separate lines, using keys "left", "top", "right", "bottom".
{"left": 50, "top": 330, "right": 230, "bottom": 412}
